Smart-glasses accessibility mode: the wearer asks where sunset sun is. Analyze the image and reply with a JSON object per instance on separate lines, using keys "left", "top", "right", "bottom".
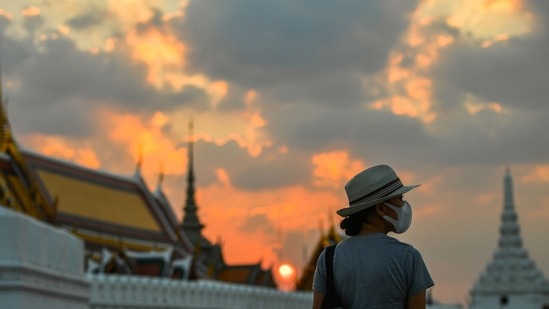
{"left": 276, "top": 262, "right": 297, "bottom": 283}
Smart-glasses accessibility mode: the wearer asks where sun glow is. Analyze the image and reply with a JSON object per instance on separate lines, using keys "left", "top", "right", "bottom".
{"left": 276, "top": 262, "right": 297, "bottom": 284}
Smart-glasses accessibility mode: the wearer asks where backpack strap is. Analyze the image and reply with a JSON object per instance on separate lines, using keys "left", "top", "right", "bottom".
{"left": 321, "top": 245, "right": 342, "bottom": 309}
{"left": 325, "top": 245, "right": 336, "bottom": 291}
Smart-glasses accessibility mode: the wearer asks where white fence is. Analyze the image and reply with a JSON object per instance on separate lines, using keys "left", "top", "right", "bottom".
{"left": 89, "top": 275, "right": 313, "bottom": 309}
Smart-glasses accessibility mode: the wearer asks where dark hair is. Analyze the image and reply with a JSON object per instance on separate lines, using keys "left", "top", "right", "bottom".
{"left": 340, "top": 206, "right": 376, "bottom": 236}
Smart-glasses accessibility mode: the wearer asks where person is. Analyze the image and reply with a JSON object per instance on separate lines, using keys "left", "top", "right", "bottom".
{"left": 312, "top": 164, "right": 434, "bottom": 309}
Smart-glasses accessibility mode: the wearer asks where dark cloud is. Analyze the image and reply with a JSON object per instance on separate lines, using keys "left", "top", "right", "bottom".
{"left": 262, "top": 71, "right": 366, "bottom": 108}
{"left": 22, "top": 12, "right": 43, "bottom": 34}
{"left": 434, "top": 39, "right": 549, "bottom": 111}
{"left": 179, "top": 0, "right": 419, "bottom": 88}
{"left": 263, "top": 100, "right": 432, "bottom": 158}
{"left": 67, "top": 8, "right": 105, "bottom": 30}
{"left": 229, "top": 149, "right": 311, "bottom": 191}
{"left": 194, "top": 140, "right": 310, "bottom": 191}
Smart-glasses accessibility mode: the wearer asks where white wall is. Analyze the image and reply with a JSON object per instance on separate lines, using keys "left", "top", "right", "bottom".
{"left": 0, "top": 207, "right": 90, "bottom": 309}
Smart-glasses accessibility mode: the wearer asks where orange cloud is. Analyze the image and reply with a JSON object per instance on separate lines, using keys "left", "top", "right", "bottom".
{"left": 464, "top": 101, "right": 504, "bottom": 115}
{"left": 367, "top": 6, "right": 453, "bottom": 123}
{"left": 101, "top": 109, "right": 186, "bottom": 179}
{"left": 481, "top": 33, "right": 510, "bottom": 48}
{"left": 198, "top": 172, "right": 345, "bottom": 268}
{"left": 483, "top": 0, "right": 523, "bottom": 13}
{"left": 26, "top": 134, "right": 100, "bottom": 169}
{"left": 0, "top": 9, "right": 14, "bottom": 20}
{"left": 312, "top": 151, "right": 365, "bottom": 188}
{"left": 523, "top": 165, "right": 549, "bottom": 183}
{"left": 125, "top": 27, "right": 187, "bottom": 87}
{"left": 22, "top": 6, "right": 41, "bottom": 17}
{"left": 57, "top": 25, "right": 70, "bottom": 35}
{"left": 244, "top": 89, "right": 259, "bottom": 105}
{"left": 441, "top": 0, "right": 532, "bottom": 39}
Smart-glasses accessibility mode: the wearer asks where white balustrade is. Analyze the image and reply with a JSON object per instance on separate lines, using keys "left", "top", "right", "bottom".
{"left": 88, "top": 274, "right": 313, "bottom": 309}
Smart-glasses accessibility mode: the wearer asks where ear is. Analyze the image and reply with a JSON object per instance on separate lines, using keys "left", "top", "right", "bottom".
{"left": 374, "top": 203, "right": 385, "bottom": 216}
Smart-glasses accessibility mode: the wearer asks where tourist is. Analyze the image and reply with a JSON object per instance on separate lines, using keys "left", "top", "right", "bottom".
{"left": 312, "top": 164, "right": 434, "bottom": 309}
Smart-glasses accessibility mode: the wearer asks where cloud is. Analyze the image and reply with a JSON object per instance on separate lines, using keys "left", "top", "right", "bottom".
{"left": 240, "top": 213, "right": 275, "bottom": 234}
{"left": 434, "top": 37, "right": 549, "bottom": 110}
{"left": 194, "top": 140, "right": 310, "bottom": 190}
{"left": 179, "top": 0, "right": 419, "bottom": 88}
{"left": 66, "top": 6, "right": 105, "bottom": 30}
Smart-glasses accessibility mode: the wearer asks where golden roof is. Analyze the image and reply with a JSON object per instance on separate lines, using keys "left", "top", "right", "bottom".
{"left": 37, "top": 169, "right": 161, "bottom": 232}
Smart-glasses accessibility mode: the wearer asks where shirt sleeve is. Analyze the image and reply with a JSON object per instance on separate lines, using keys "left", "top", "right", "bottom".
{"left": 312, "top": 248, "right": 328, "bottom": 293}
{"left": 407, "top": 248, "right": 435, "bottom": 296}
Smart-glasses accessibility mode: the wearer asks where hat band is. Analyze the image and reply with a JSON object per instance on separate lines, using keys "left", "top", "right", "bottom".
{"left": 349, "top": 178, "right": 402, "bottom": 206}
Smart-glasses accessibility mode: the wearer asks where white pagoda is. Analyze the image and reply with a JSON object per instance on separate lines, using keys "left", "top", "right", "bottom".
{"left": 469, "top": 168, "right": 549, "bottom": 309}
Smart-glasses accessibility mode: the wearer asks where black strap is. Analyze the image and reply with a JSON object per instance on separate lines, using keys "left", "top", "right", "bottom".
{"left": 325, "top": 245, "right": 336, "bottom": 293}
{"left": 321, "top": 245, "right": 343, "bottom": 309}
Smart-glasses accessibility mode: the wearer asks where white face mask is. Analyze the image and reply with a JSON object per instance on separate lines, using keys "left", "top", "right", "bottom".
{"left": 382, "top": 201, "right": 412, "bottom": 234}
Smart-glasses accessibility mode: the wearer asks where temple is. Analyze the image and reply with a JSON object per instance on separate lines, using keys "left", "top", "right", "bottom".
{"left": 295, "top": 221, "right": 343, "bottom": 291}
{"left": 469, "top": 168, "right": 549, "bottom": 309}
{"left": 0, "top": 83, "right": 274, "bottom": 287}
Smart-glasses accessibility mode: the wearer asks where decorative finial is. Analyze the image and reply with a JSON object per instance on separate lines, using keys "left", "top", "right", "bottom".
{"left": 156, "top": 160, "right": 165, "bottom": 190}
{"left": 135, "top": 142, "right": 143, "bottom": 175}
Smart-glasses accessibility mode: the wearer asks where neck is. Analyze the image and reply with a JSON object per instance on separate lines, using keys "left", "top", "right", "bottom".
{"left": 357, "top": 221, "right": 389, "bottom": 236}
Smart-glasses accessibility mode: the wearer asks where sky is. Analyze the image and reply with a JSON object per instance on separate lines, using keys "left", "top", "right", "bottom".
{"left": 0, "top": 0, "right": 548, "bottom": 305}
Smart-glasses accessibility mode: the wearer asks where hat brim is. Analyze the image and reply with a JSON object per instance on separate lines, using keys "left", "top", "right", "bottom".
{"left": 336, "top": 184, "right": 420, "bottom": 217}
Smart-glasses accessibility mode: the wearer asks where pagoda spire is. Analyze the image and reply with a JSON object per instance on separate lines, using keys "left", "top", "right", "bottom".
{"left": 181, "top": 119, "right": 204, "bottom": 245}
{"left": 470, "top": 168, "right": 549, "bottom": 307}
{"left": 499, "top": 167, "right": 521, "bottom": 250}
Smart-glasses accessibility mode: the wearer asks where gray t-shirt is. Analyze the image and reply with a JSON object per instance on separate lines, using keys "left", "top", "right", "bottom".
{"left": 313, "top": 233, "right": 434, "bottom": 309}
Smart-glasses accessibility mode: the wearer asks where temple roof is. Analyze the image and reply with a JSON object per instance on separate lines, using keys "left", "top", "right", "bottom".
{"left": 471, "top": 168, "right": 549, "bottom": 296}
{"left": 295, "top": 223, "right": 344, "bottom": 291}
{"left": 21, "top": 149, "right": 193, "bottom": 255}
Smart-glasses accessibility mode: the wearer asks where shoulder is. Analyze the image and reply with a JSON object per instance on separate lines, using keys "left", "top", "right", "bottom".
{"left": 318, "top": 246, "right": 328, "bottom": 262}
{"left": 383, "top": 235, "right": 423, "bottom": 256}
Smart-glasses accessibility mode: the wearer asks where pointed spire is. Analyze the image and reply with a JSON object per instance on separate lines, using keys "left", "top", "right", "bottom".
{"left": 181, "top": 118, "right": 204, "bottom": 245}
{"left": 499, "top": 166, "right": 521, "bottom": 249}
{"left": 470, "top": 167, "right": 549, "bottom": 301}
